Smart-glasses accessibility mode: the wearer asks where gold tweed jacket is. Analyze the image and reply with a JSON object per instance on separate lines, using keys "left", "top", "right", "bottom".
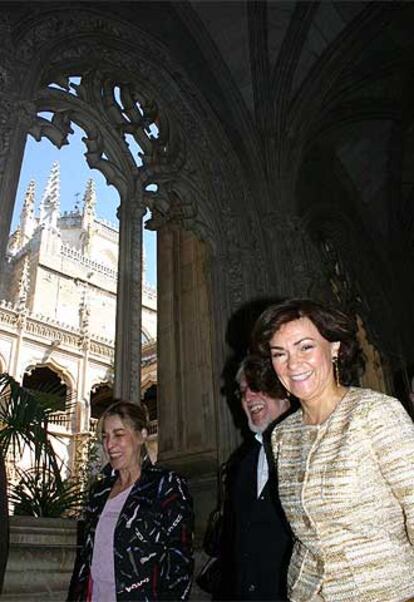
{"left": 271, "top": 387, "right": 414, "bottom": 602}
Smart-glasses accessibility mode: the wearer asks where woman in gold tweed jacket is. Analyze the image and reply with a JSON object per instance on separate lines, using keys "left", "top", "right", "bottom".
{"left": 252, "top": 298, "right": 414, "bottom": 602}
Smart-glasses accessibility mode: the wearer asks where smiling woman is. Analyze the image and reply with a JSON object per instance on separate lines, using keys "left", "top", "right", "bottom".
{"left": 269, "top": 317, "right": 342, "bottom": 425}
{"left": 252, "top": 298, "right": 414, "bottom": 602}
{"left": 68, "top": 401, "right": 194, "bottom": 602}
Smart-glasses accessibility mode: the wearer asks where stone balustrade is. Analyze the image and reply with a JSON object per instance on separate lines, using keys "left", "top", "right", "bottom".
{"left": 60, "top": 244, "right": 117, "bottom": 280}
{"left": 48, "top": 410, "right": 73, "bottom": 430}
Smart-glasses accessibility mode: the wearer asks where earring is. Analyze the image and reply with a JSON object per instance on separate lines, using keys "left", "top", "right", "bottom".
{"left": 332, "top": 356, "right": 340, "bottom": 387}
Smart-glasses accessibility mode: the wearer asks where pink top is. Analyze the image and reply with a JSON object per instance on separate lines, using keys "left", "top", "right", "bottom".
{"left": 91, "top": 484, "right": 133, "bottom": 602}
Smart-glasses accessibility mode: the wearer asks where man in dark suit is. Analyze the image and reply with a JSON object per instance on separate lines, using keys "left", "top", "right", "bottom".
{"left": 218, "top": 355, "right": 293, "bottom": 601}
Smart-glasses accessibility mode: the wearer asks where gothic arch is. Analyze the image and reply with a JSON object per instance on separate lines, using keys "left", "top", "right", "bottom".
{"left": 0, "top": 7, "right": 270, "bottom": 339}
{"left": 277, "top": 3, "right": 400, "bottom": 196}
{"left": 11, "top": 8, "right": 266, "bottom": 450}
{"left": 0, "top": 4, "right": 274, "bottom": 531}
{"left": 90, "top": 372, "right": 114, "bottom": 392}
{"left": 23, "top": 358, "right": 76, "bottom": 398}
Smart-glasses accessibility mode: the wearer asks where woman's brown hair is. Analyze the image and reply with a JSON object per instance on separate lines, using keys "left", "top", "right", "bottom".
{"left": 251, "top": 298, "right": 365, "bottom": 385}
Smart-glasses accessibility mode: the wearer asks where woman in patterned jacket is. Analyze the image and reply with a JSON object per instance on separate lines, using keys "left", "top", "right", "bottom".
{"left": 252, "top": 298, "right": 414, "bottom": 602}
{"left": 68, "top": 401, "right": 194, "bottom": 601}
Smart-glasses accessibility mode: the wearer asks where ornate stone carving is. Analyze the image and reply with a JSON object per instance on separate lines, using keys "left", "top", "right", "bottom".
{"left": 0, "top": 5, "right": 270, "bottom": 476}
{"left": 261, "top": 210, "right": 325, "bottom": 297}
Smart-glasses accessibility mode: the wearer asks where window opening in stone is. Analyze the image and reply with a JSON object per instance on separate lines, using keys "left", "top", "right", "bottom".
{"left": 37, "top": 111, "right": 54, "bottom": 122}
{"left": 68, "top": 76, "right": 81, "bottom": 96}
{"left": 2, "top": 73, "right": 164, "bottom": 484}
{"left": 2, "top": 124, "right": 122, "bottom": 484}
{"left": 48, "top": 82, "right": 67, "bottom": 92}
{"left": 141, "top": 208, "right": 157, "bottom": 456}
{"left": 90, "top": 383, "right": 114, "bottom": 421}
{"left": 113, "top": 86, "right": 123, "bottom": 108}
{"left": 124, "top": 133, "right": 144, "bottom": 167}
{"left": 23, "top": 366, "right": 68, "bottom": 413}
{"left": 146, "top": 122, "right": 159, "bottom": 139}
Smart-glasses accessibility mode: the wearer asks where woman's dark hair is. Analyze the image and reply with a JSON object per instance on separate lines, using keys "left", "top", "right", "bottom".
{"left": 98, "top": 400, "right": 149, "bottom": 438}
{"left": 236, "top": 354, "right": 286, "bottom": 399}
{"left": 251, "top": 298, "right": 365, "bottom": 385}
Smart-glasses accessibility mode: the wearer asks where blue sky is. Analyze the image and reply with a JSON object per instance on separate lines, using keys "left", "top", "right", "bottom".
{"left": 13, "top": 124, "right": 157, "bottom": 287}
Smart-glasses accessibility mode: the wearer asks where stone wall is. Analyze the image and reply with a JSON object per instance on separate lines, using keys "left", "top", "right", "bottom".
{"left": 2, "top": 516, "right": 78, "bottom": 601}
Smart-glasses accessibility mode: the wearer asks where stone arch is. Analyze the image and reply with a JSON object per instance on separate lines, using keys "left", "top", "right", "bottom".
{"left": 274, "top": 3, "right": 400, "bottom": 201}
{"left": 90, "top": 380, "right": 114, "bottom": 421}
{"left": 10, "top": 8, "right": 257, "bottom": 440}
{"left": 0, "top": 352, "right": 6, "bottom": 374}
{"left": 23, "top": 358, "right": 76, "bottom": 403}
{"left": 23, "top": 366, "right": 67, "bottom": 410}
{"left": 0, "top": 5, "right": 272, "bottom": 538}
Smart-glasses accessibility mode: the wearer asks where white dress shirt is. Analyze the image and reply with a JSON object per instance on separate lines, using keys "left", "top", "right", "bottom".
{"left": 255, "top": 432, "right": 269, "bottom": 498}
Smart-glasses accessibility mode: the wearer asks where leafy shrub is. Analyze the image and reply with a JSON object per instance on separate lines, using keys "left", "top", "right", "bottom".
{"left": 10, "top": 467, "right": 81, "bottom": 518}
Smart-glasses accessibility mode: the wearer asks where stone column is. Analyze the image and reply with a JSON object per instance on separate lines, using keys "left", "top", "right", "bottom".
{"left": 10, "top": 311, "right": 27, "bottom": 380}
{"left": 157, "top": 225, "right": 217, "bottom": 475}
{"left": 0, "top": 112, "right": 29, "bottom": 283}
{"left": 113, "top": 197, "right": 145, "bottom": 404}
{"left": 78, "top": 295, "right": 91, "bottom": 432}
{"left": 156, "top": 225, "right": 219, "bottom": 552}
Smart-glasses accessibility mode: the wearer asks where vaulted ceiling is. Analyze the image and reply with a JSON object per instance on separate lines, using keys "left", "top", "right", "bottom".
{"left": 2, "top": 0, "right": 414, "bottom": 377}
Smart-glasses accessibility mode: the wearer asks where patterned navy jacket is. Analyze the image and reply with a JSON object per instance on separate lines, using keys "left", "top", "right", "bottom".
{"left": 69, "top": 462, "right": 194, "bottom": 601}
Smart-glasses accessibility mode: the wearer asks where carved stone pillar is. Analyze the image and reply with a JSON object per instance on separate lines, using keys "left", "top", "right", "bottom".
{"left": 113, "top": 198, "right": 145, "bottom": 403}
{"left": 157, "top": 225, "right": 218, "bottom": 547}
{"left": 157, "top": 225, "right": 217, "bottom": 476}
{"left": 0, "top": 102, "right": 29, "bottom": 276}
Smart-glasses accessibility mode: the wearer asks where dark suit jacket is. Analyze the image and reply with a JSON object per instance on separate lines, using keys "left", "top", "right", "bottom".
{"left": 218, "top": 433, "right": 293, "bottom": 601}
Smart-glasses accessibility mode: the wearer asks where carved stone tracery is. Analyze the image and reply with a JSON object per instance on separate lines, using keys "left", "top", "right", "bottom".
{"left": 0, "top": 5, "right": 268, "bottom": 477}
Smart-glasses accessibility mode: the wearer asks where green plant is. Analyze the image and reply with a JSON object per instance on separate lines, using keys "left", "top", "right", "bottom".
{"left": 0, "top": 372, "right": 82, "bottom": 518}
{"left": 0, "top": 372, "right": 61, "bottom": 482}
{"left": 9, "top": 466, "right": 81, "bottom": 518}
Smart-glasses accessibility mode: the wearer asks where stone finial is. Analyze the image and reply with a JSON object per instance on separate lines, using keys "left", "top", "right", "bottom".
{"left": 17, "top": 255, "right": 30, "bottom": 310}
{"left": 82, "top": 178, "right": 97, "bottom": 223}
{"left": 39, "top": 161, "right": 60, "bottom": 228}
{"left": 81, "top": 179, "right": 97, "bottom": 254}
{"left": 7, "top": 228, "right": 22, "bottom": 255}
{"left": 20, "top": 179, "right": 36, "bottom": 241}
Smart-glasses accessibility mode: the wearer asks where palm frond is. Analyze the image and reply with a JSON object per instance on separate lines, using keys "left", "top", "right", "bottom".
{"left": 0, "top": 372, "right": 61, "bottom": 484}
